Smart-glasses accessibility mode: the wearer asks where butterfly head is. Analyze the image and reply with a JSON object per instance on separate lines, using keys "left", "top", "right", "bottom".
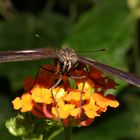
{"left": 57, "top": 47, "right": 78, "bottom": 72}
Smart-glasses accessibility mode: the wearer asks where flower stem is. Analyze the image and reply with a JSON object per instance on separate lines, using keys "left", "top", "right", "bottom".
{"left": 64, "top": 126, "right": 72, "bottom": 140}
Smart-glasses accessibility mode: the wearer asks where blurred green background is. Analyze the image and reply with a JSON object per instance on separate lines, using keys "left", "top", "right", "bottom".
{"left": 0, "top": 0, "right": 140, "bottom": 139}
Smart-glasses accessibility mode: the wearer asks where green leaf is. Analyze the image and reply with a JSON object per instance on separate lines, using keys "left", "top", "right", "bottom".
{"left": 69, "top": 78, "right": 76, "bottom": 89}
{"left": 5, "top": 114, "right": 35, "bottom": 136}
{"left": 0, "top": 12, "right": 70, "bottom": 89}
{"left": 66, "top": 0, "right": 132, "bottom": 89}
{"left": 0, "top": 94, "right": 19, "bottom": 140}
{"left": 5, "top": 113, "right": 64, "bottom": 140}
{"left": 47, "top": 127, "right": 63, "bottom": 140}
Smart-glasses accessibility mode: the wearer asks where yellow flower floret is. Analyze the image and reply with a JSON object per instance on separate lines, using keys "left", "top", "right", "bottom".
{"left": 31, "top": 85, "right": 53, "bottom": 104}
{"left": 52, "top": 87, "right": 66, "bottom": 101}
{"left": 12, "top": 97, "right": 22, "bottom": 110}
{"left": 77, "top": 79, "right": 95, "bottom": 92}
{"left": 21, "top": 93, "right": 33, "bottom": 112}
{"left": 83, "top": 98, "right": 100, "bottom": 118}
{"left": 52, "top": 104, "right": 75, "bottom": 119}
{"left": 92, "top": 93, "right": 119, "bottom": 111}
{"left": 12, "top": 93, "right": 33, "bottom": 112}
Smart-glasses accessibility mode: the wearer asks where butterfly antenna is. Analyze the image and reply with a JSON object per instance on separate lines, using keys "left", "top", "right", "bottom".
{"left": 35, "top": 34, "right": 46, "bottom": 42}
{"left": 77, "top": 48, "right": 107, "bottom": 53}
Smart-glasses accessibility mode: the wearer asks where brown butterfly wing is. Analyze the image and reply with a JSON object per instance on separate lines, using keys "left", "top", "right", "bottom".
{"left": 79, "top": 56, "right": 140, "bottom": 87}
{"left": 0, "top": 48, "right": 57, "bottom": 63}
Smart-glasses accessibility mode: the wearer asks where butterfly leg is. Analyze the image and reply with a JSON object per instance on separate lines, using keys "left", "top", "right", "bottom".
{"left": 37, "top": 64, "right": 62, "bottom": 121}
{"left": 50, "top": 75, "right": 62, "bottom": 122}
{"left": 24, "top": 65, "right": 56, "bottom": 91}
{"left": 24, "top": 65, "right": 61, "bottom": 118}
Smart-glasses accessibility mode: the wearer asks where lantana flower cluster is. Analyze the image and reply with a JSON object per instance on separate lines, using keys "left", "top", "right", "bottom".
{"left": 12, "top": 64, "right": 119, "bottom": 126}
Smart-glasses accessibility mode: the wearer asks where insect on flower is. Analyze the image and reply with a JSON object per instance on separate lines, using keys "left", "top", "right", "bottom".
{"left": 12, "top": 64, "right": 119, "bottom": 126}
{"left": 0, "top": 46, "right": 140, "bottom": 87}
{"left": 0, "top": 46, "right": 140, "bottom": 126}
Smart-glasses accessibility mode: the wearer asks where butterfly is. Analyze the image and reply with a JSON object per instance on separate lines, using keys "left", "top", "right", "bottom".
{"left": 0, "top": 47, "right": 140, "bottom": 87}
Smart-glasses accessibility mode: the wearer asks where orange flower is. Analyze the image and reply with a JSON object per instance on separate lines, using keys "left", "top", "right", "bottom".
{"left": 83, "top": 98, "right": 100, "bottom": 118}
{"left": 12, "top": 93, "right": 33, "bottom": 112}
{"left": 31, "top": 85, "right": 53, "bottom": 104}
{"left": 12, "top": 64, "right": 119, "bottom": 126}
{"left": 92, "top": 93, "right": 119, "bottom": 110}
{"left": 52, "top": 104, "right": 76, "bottom": 119}
{"left": 12, "top": 97, "right": 22, "bottom": 110}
